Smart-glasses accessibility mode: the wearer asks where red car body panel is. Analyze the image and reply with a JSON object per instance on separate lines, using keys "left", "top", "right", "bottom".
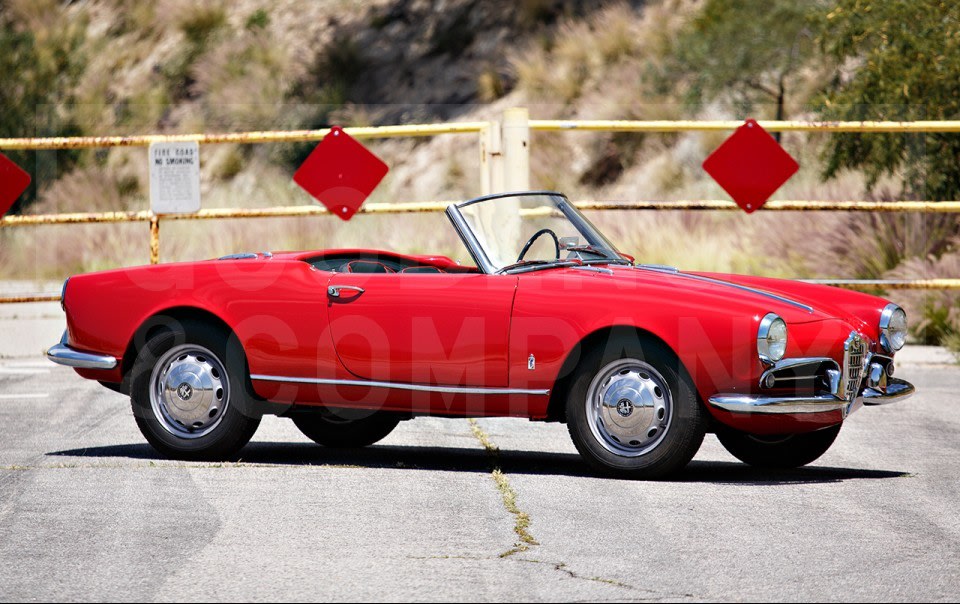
{"left": 326, "top": 272, "right": 516, "bottom": 387}
{"left": 62, "top": 247, "right": 898, "bottom": 432}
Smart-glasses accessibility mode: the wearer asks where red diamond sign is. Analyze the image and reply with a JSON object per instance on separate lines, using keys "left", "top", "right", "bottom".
{"left": 293, "top": 126, "right": 389, "bottom": 221}
{"left": 0, "top": 152, "right": 31, "bottom": 218}
{"left": 702, "top": 119, "right": 799, "bottom": 213}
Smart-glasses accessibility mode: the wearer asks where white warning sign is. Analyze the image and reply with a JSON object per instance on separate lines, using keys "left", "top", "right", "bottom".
{"left": 149, "top": 141, "right": 200, "bottom": 214}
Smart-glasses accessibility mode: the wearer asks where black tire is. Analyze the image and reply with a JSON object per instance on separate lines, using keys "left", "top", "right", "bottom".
{"left": 566, "top": 333, "right": 707, "bottom": 479}
{"left": 292, "top": 408, "right": 402, "bottom": 448}
{"left": 716, "top": 424, "right": 841, "bottom": 469}
{"left": 129, "top": 320, "right": 260, "bottom": 461}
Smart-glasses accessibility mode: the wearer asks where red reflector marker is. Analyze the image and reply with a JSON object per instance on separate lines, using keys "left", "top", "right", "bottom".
{"left": 293, "top": 126, "right": 389, "bottom": 221}
{"left": 0, "top": 152, "right": 31, "bottom": 218}
{"left": 702, "top": 119, "right": 799, "bottom": 213}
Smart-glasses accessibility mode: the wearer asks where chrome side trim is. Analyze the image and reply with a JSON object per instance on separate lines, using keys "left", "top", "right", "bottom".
{"left": 250, "top": 374, "right": 550, "bottom": 396}
{"left": 634, "top": 266, "right": 814, "bottom": 313}
{"left": 46, "top": 331, "right": 118, "bottom": 370}
{"left": 708, "top": 393, "right": 848, "bottom": 415}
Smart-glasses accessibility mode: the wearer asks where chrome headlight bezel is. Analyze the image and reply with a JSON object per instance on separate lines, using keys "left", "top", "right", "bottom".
{"left": 60, "top": 278, "right": 69, "bottom": 312}
{"left": 879, "top": 303, "right": 907, "bottom": 353}
{"left": 757, "top": 313, "right": 788, "bottom": 365}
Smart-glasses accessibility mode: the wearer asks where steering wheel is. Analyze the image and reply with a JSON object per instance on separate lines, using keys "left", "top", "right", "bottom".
{"left": 517, "top": 228, "right": 561, "bottom": 262}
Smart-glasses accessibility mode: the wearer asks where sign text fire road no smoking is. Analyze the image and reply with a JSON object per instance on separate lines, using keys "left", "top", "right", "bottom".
{"left": 293, "top": 126, "right": 389, "bottom": 221}
{"left": 150, "top": 142, "right": 201, "bottom": 214}
{"left": 702, "top": 119, "right": 799, "bottom": 213}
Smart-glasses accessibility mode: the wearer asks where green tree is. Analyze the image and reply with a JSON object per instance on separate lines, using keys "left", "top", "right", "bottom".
{"left": 666, "top": 0, "right": 829, "bottom": 128}
{"left": 818, "top": 0, "right": 960, "bottom": 201}
{"left": 0, "top": 8, "right": 85, "bottom": 213}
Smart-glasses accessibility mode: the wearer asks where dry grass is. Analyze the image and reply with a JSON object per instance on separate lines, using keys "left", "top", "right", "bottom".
{"left": 885, "top": 248, "right": 960, "bottom": 349}
{"left": 476, "top": 66, "right": 506, "bottom": 103}
{"left": 591, "top": 210, "right": 775, "bottom": 275}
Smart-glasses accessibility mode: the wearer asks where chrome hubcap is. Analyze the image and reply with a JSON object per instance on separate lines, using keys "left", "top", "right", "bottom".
{"left": 149, "top": 344, "right": 229, "bottom": 439}
{"left": 586, "top": 358, "right": 672, "bottom": 457}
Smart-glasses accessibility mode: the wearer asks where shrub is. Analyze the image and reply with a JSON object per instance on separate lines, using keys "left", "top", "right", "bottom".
{"left": 477, "top": 67, "right": 506, "bottom": 102}
{"left": 245, "top": 9, "right": 270, "bottom": 31}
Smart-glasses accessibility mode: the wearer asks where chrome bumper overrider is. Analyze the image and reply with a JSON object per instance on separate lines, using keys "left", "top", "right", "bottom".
{"left": 46, "top": 331, "right": 117, "bottom": 370}
{"left": 708, "top": 377, "right": 915, "bottom": 415}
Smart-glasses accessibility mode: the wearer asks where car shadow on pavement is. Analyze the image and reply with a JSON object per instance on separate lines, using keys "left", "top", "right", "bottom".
{"left": 47, "top": 442, "right": 910, "bottom": 485}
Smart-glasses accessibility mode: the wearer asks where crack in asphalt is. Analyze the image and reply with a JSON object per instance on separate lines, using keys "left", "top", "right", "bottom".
{"left": 407, "top": 554, "right": 701, "bottom": 598}
{"left": 462, "top": 420, "right": 668, "bottom": 596}
{"left": 467, "top": 418, "right": 538, "bottom": 557}
{"left": 512, "top": 558, "right": 634, "bottom": 590}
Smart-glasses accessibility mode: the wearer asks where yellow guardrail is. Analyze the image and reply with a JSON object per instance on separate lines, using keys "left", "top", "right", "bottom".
{"left": 2, "top": 116, "right": 960, "bottom": 303}
{"left": 3, "top": 199, "right": 960, "bottom": 229}
{"left": 529, "top": 120, "right": 960, "bottom": 133}
{"left": 0, "top": 122, "right": 489, "bottom": 150}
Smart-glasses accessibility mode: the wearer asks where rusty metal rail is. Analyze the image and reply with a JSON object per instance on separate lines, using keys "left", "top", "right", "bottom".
{"left": 0, "top": 294, "right": 62, "bottom": 304}
{"left": 3, "top": 199, "right": 960, "bottom": 297}
{"left": 2, "top": 120, "right": 958, "bottom": 151}
{"left": 530, "top": 119, "right": 960, "bottom": 133}
{"left": 0, "top": 123, "right": 488, "bottom": 151}
{"left": 804, "top": 279, "right": 960, "bottom": 290}
{"left": 3, "top": 199, "right": 959, "bottom": 230}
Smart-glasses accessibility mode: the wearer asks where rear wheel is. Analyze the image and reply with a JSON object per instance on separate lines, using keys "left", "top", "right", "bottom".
{"left": 566, "top": 336, "right": 707, "bottom": 479}
{"left": 292, "top": 408, "right": 402, "bottom": 448}
{"left": 716, "top": 425, "right": 841, "bottom": 468}
{"left": 130, "top": 321, "right": 260, "bottom": 460}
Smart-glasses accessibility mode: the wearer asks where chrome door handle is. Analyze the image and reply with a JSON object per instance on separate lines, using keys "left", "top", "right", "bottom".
{"left": 328, "top": 285, "right": 365, "bottom": 298}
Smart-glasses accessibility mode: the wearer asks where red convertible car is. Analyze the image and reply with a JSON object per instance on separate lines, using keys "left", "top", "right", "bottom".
{"left": 47, "top": 191, "right": 914, "bottom": 478}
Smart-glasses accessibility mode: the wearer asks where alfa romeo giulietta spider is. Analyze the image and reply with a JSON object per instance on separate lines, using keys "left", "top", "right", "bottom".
{"left": 47, "top": 191, "right": 915, "bottom": 478}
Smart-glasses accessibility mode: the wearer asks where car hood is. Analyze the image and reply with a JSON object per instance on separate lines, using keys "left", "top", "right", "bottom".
{"left": 590, "top": 265, "right": 879, "bottom": 328}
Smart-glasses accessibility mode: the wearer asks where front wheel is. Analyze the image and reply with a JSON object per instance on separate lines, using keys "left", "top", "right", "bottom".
{"left": 566, "top": 337, "right": 707, "bottom": 479}
{"left": 130, "top": 321, "right": 260, "bottom": 461}
{"left": 716, "top": 425, "right": 842, "bottom": 468}
{"left": 292, "top": 408, "right": 402, "bottom": 448}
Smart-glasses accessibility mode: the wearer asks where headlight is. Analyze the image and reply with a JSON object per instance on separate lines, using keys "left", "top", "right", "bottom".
{"left": 758, "top": 313, "right": 788, "bottom": 364}
{"left": 879, "top": 303, "right": 907, "bottom": 352}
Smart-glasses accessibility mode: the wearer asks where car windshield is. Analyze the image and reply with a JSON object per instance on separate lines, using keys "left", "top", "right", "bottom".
{"left": 447, "top": 192, "right": 628, "bottom": 274}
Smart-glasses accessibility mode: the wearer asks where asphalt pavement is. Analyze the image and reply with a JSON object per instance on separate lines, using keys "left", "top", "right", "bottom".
{"left": 0, "top": 322, "right": 958, "bottom": 600}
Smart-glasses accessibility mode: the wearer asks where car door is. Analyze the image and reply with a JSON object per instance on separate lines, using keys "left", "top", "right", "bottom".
{"left": 327, "top": 272, "right": 517, "bottom": 387}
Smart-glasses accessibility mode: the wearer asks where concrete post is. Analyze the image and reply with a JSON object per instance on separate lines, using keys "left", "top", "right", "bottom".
{"left": 501, "top": 107, "right": 530, "bottom": 193}
{"left": 479, "top": 121, "right": 504, "bottom": 195}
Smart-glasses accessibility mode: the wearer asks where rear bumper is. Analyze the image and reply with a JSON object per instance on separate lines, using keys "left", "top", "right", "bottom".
{"left": 708, "top": 377, "right": 915, "bottom": 416}
{"left": 46, "top": 331, "right": 118, "bottom": 370}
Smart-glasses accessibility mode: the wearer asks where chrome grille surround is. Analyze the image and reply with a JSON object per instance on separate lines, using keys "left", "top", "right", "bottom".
{"left": 842, "top": 331, "right": 868, "bottom": 401}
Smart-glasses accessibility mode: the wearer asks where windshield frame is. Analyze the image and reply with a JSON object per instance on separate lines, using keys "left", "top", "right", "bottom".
{"left": 445, "top": 191, "right": 627, "bottom": 275}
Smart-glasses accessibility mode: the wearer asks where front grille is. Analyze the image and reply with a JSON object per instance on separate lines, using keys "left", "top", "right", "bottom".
{"left": 843, "top": 332, "right": 867, "bottom": 400}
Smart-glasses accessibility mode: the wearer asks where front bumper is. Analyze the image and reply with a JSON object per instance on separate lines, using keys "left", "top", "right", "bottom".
{"left": 46, "top": 331, "right": 118, "bottom": 370}
{"left": 708, "top": 377, "right": 915, "bottom": 415}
